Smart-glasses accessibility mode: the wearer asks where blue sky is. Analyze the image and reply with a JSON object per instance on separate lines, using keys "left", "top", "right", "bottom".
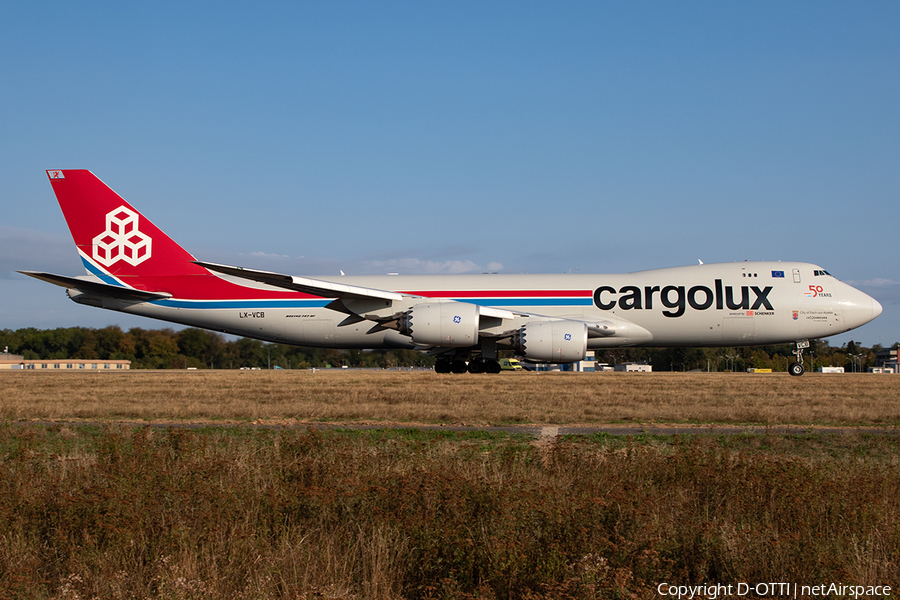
{"left": 2, "top": 1, "right": 898, "bottom": 347}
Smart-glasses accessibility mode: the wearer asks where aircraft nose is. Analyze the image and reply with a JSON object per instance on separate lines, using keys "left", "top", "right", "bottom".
{"left": 873, "top": 297, "right": 883, "bottom": 319}
{"left": 842, "top": 286, "right": 882, "bottom": 329}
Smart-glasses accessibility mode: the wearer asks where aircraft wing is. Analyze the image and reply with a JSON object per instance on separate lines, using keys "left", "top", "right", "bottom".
{"left": 18, "top": 271, "right": 172, "bottom": 302}
{"left": 195, "top": 261, "right": 520, "bottom": 320}
{"left": 193, "top": 261, "right": 406, "bottom": 302}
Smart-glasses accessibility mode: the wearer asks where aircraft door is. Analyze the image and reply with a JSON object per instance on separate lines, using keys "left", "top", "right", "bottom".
{"left": 793, "top": 269, "right": 801, "bottom": 283}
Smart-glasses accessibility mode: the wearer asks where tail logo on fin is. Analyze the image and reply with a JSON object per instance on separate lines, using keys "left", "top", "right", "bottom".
{"left": 91, "top": 206, "right": 152, "bottom": 267}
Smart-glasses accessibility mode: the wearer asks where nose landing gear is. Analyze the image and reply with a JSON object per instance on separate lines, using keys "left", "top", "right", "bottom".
{"left": 788, "top": 340, "right": 810, "bottom": 376}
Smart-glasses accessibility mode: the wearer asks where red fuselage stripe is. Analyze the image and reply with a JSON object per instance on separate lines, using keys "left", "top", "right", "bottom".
{"left": 404, "top": 290, "right": 591, "bottom": 298}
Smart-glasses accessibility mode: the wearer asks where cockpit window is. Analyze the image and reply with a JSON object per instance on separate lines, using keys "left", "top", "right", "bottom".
{"left": 813, "top": 270, "right": 832, "bottom": 277}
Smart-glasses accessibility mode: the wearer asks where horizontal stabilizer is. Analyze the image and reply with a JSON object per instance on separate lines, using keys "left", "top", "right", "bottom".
{"left": 18, "top": 271, "right": 172, "bottom": 302}
{"left": 194, "top": 261, "right": 406, "bottom": 302}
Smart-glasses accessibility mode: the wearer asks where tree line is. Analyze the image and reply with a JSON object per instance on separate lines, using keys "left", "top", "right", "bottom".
{"left": 0, "top": 326, "right": 433, "bottom": 370}
{"left": 594, "top": 338, "right": 896, "bottom": 373}
{"left": 1, "top": 326, "right": 895, "bottom": 371}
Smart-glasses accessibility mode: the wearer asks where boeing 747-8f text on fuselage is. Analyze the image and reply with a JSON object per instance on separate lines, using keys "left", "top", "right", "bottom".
{"left": 21, "top": 170, "right": 882, "bottom": 375}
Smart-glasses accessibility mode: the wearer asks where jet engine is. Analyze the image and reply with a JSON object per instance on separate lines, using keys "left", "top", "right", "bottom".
{"left": 510, "top": 320, "right": 588, "bottom": 362}
{"left": 398, "top": 302, "right": 480, "bottom": 347}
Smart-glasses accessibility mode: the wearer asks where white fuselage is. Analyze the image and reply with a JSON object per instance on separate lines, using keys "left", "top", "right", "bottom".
{"left": 103, "top": 261, "right": 880, "bottom": 350}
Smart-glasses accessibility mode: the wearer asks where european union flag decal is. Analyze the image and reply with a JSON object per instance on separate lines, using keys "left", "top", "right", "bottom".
{"left": 772, "top": 271, "right": 784, "bottom": 278}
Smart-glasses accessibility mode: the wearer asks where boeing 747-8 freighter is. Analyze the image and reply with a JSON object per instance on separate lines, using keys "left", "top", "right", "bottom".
{"left": 21, "top": 170, "right": 882, "bottom": 375}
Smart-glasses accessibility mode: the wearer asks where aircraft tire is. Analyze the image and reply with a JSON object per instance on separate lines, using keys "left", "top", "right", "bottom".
{"left": 450, "top": 360, "right": 468, "bottom": 374}
{"left": 467, "top": 360, "right": 484, "bottom": 374}
{"left": 788, "top": 362, "right": 805, "bottom": 377}
{"left": 485, "top": 359, "right": 501, "bottom": 374}
{"left": 434, "top": 360, "right": 451, "bottom": 374}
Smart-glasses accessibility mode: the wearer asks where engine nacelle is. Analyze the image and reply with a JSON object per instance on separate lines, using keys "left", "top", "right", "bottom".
{"left": 511, "top": 321, "right": 588, "bottom": 363}
{"left": 398, "top": 302, "right": 480, "bottom": 347}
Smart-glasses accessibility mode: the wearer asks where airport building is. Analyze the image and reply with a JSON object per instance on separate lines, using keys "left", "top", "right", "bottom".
{"left": 872, "top": 348, "right": 898, "bottom": 374}
{"left": 0, "top": 353, "right": 131, "bottom": 370}
{"left": 613, "top": 362, "right": 653, "bottom": 373}
{"left": 523, "top": 351, "right": 600, "bottom": 372}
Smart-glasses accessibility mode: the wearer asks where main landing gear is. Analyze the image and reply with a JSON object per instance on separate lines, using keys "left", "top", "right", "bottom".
{"left": 433, "top": 358, "right": 465, "bottom": 374}
{"left": 434, "top": 357, "right": 502, "bottom": 374}
{"left": 788, "top": 340, "right": 810, "bottom": 377}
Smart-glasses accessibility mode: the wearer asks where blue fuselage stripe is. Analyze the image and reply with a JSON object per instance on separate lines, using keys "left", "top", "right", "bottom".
{"left": 153, "top": 299, "right": 332, "bottom": 309}
{"left": 150, "top": 297, "right": 593, "bottom": 310}
{"left": 76, "top": 255, "right": 594, "bottom": 309}
{"left": 81, "top": 257, "right": 122, "bottom": 287}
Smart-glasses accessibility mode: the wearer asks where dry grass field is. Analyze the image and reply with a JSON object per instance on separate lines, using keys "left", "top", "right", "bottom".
{"left": 1, "top": 369, "right": 899, "bottom": 427}
{"left": 3, "top": 370, "right": 900, "bottom": 599}
{"left": 2, "top": 424, "right": 900, "bottom": 599}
